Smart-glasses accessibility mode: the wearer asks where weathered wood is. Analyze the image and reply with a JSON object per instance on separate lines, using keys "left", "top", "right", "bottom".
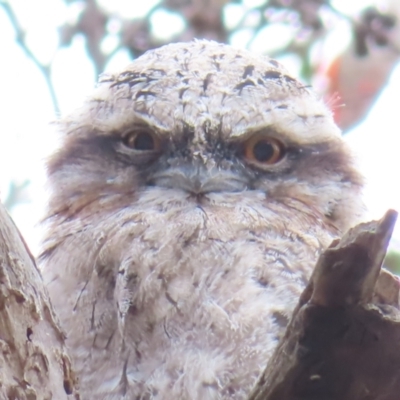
{"left": 0, "top": 203, "right": 78, "bottom": 399}
{"left": 249, "top": 209, "right": 400, "bottom": 400}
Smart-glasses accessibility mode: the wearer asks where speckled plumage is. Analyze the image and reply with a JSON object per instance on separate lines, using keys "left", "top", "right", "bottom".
{"left": 40, "top": 40, "right": 364, "bottom": 399}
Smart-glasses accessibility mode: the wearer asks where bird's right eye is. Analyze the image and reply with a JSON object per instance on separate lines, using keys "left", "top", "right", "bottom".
{"left": 122, "top": 130, "right": 161, "bottom": 152}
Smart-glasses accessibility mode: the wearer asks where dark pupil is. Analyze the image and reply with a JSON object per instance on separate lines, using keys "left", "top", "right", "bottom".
{"left": 134, "top": 133, "right": 154, "bottom": 150}
{"left": 253, "top": 141, "right": 274, "bottom": 162}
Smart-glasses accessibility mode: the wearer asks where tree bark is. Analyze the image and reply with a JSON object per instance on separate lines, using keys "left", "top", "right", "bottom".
{"left": 249, "top": 209, "right": 400, "bottom": 400}
{"left": 0, "top": 203, "right": 78, "bottom": 399}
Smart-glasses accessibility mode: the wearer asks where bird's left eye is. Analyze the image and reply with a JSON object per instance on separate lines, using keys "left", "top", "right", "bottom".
{"left": 122, "top": 130, "right": 161, "bottom": 152}
{"left": 243, "top": 135, "right": 285, "bottom": 165}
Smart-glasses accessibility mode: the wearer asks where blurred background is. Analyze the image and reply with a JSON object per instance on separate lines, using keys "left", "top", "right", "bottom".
{"left": 1, "top": 0, "right": 400, "bottom": 271}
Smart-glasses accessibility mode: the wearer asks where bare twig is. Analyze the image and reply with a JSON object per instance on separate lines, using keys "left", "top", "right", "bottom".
{"left": 0, "top": 1, "right": 60, "bottom": 115}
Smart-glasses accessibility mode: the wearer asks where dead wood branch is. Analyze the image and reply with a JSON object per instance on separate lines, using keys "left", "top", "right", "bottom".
{"left": 0, "top": 203, "right": 78, "bottom": 399}
{"left": 249, "top": 209, "right": 400, "bottom": 400}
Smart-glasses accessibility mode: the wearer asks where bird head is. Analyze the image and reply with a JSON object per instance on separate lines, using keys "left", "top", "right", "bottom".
{"left": 46, "top": 40, "right": 364, "bottom": 232}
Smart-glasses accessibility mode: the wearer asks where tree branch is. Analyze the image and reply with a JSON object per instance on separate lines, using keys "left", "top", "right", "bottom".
{"left": 0, "top": 202, "right": 78, "bottom": 398}
{"left": 0, "top": 1, "right": 60, "bottom": 115}
{"left": 249, "top": 209, "right": 400, "bottom": 400}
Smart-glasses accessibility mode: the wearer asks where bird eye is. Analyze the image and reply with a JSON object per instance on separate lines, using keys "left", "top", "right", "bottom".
{"left": 122, "top": 130, "right": 160, "bottom": 151}
{"left": 244, "top": 135, "right": 285, "bottom": 165}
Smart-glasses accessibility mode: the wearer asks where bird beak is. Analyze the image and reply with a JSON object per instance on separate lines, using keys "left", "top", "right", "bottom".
{"left": 151, "top": 163, "right": 248, "bottom": 194}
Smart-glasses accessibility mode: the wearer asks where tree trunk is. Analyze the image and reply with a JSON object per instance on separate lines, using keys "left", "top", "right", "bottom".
{"left": 0, "top": 203, "right": 78, "bottom": 399}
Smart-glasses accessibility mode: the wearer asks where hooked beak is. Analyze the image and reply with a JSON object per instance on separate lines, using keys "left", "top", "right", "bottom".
{"left": 150, "top": 164, "right": 248, "bottom": 194}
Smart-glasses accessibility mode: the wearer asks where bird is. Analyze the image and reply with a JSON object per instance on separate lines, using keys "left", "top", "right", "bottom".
{"left": 39, "top": 40, "right": 364, "bottom": 399}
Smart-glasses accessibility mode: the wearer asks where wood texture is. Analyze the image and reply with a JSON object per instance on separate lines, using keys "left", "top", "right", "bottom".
{"left": 249, "top": 209, "right": 400, "bottom": 400}
{"left": 0, "top": 203, "right": 78, "bottom": 399}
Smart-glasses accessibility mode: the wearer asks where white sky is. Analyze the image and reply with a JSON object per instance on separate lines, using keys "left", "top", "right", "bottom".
{"left": 0, "top": 0, "right": 399, "bottom": 255}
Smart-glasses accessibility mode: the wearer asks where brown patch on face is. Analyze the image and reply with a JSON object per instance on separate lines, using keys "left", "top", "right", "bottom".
{"left": 293, "top": 140, "right": 364, "bottom": 188}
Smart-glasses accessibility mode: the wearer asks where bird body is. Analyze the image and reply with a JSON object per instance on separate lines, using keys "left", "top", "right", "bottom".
{"left": 40, "top": 40, "right": 364, "bottom": 399}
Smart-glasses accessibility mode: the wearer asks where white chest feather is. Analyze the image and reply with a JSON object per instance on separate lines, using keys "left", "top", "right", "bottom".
{"left": 42, "top": 191, "right": 335, "bottom": 399}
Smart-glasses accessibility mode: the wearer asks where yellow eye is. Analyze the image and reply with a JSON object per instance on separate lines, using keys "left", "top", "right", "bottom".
{"left": 122, "top": 130, "right": 160, "bottom": 152}
{"left": 244, "top": 135, "right": 285, "bottom": 165}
